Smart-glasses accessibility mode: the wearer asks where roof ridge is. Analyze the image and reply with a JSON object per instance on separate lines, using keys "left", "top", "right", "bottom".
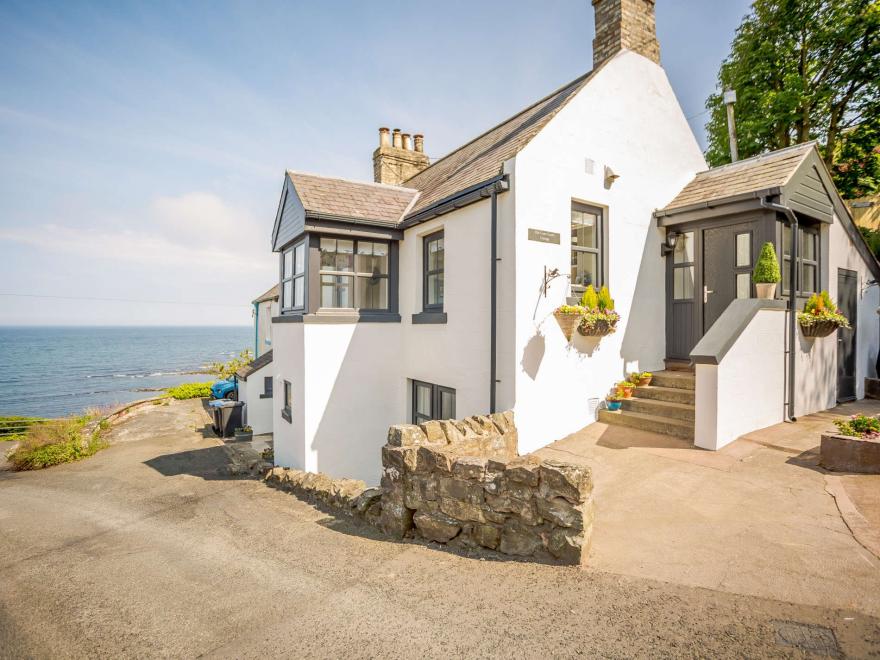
{"left": 696, "top": 142, "right": 817, "bottom": 177}
{"left": 286, "top": 169, "right": 417, "bottom": 194}
{"left": 403, "top": 67, "right": 598, "bottom": 187}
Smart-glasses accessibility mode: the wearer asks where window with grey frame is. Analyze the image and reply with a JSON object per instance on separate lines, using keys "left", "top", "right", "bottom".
{"left": 260, "top": 376, "right": 273, "bottom": 399}
{"left": 319, "top": 237, "right": 389, "bottom": 310}
{"left": 412, "top": 380, "right": 455, "bottom": 425}
{"left": 672, "top": 231, "right": 695, "bottom": 300}
{"left": 782, "top": 225, "right": 819, "bottom": 295}
{"left": 423, "top": 231, "right": 444, "bottom": 311}
{"left": 571, "top": 203, "right": 604, "bottom": 292}
{"left": 281, "top": 240, "right": 306, "bottom": 311}
{"left": 281, "top": 380, "right": 291, "bottom": 422}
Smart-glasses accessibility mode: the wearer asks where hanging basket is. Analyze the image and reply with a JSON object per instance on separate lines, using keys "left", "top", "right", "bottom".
{"left": 577, "top": 318, "right": 617, "bottom": 337}
{"left": 800, "top": 320, "right": 841, "bottom": 338}
{"left": 553, "top": 311, "right": 582, "bottom": 342}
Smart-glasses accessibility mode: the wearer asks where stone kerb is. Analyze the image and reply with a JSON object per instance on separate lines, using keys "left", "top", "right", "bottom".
{"left": 380, "top": 411, "right": 594, "bottom": 565}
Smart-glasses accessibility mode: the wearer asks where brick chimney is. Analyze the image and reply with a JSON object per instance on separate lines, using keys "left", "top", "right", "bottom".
{"left": 592, "top": 0, "right": 660, "bottom": 68}
{"left": 373, "top": 127, "right": 430, "bottom": 185}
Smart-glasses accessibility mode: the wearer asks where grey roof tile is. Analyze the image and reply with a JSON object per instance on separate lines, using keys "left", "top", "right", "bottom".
{"left": 287, "top": 171, "right": 418, "bottom": 225}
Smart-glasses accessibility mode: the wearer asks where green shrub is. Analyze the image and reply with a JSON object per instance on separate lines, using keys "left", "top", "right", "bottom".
{"left": 597, "top": 285, "right": 614, "bottom": 311}
{"left": 752, "top": 242, "right": 781, "bottom": 283}
{"left": 8, "top": 414, "right": 107, "bottom": 471}
{"left": 209, "top": 350, "right": 253, "bottom": 379}
{"left": 579, "top": 286, "right": 599, "bottom": 310}
{"left": 834, "top": 414, "right": 880, "bottom": 438}
{"left": 0, "top": 416, "right": 46, "bottom": 442}
{"left": 165, "top": 381, "right": 213, "bottom": 400}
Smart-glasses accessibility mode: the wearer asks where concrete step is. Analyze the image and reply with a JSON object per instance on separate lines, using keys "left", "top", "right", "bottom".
{"left": 664, "top": 358, "right": 694, "bottom": 373}
{"left": 650, "top": 370, "right": 695, "bottom": 390}
{"left": 621, "top": 397, "right": 695, "bottom": 422}
{"left": 598, "top": 408, "right": 694, "bottom": 440}
{"left": 633, "top": 385, "right": 695, "bottom": 405}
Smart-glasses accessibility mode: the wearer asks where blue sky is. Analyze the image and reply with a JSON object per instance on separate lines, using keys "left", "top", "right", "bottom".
{"left": 0, "top": 0, "right": 752, "bottom": 326}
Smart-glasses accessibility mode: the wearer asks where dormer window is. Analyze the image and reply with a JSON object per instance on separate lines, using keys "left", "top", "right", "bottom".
{"left": 319, "top": 238, "right": 389, "bottom": 310}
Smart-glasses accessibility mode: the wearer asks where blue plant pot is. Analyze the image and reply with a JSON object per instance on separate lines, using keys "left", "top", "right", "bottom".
{"left": 606, "top": 401, "right": 622, "bottom": 411}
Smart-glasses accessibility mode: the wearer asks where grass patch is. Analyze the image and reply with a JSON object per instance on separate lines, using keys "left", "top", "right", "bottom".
{"left": 7, "top": 413, "right": 109, "bottom": 471}
{"left": 0, "top": 416, "right": 48, "bottom": 442}
{"left": 165, "top": 381, "right": 213, "bottom": 400}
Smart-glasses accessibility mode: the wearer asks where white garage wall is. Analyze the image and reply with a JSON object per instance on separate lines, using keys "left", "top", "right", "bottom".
{"left": 240, "top": 360, "right": 274, "bottom": 436}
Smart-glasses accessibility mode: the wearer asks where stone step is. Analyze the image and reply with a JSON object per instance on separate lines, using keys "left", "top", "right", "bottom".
{"left": 598, "top": 408, "right": 694, "bottom": 440}
{"left": 664, "top": 358, "right": 694, "bottom": 373}
{"left": 633, "top": 385, "right": 695, "bottom": 405}
{"left": 650, "top": 370, "right": 695, "bottom": 390}
{"left": 621, "top": 397, "right": 695, "bottom": 422}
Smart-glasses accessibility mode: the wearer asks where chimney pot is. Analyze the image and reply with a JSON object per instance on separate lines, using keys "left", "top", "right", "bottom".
{"left": 401, "top": 133, "right": 412, "bottom": 151}
{"left": 392, "top": 128, "right": 402, "bottom": 149}
{"left": 413, "top": 134, "right": 424, "bottom": 153}
{"left": 378, "top": 127, "right": 390, "bottom": 148}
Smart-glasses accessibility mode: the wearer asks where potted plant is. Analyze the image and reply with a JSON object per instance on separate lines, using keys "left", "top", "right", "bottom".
{"left": 630, "top": 371, "right": 653, "bottom": 386}
{"left": 553, "top": 304, "right": 585, "bottom": 342}
{"left": 234, "top": 425, "right": 253, "bottom": 442}
{"left": 606, "top": 395, "right": 623, "bottom": 411}
{"left": 577, "top": 285, "right": 621, "bottom": 337}
{"left": 798, "top": 290, "right": 851, "bottom": 338}
{"left": 616, "top": 381, "right": 635, "bottom": 399}
{"left": 752, "top": 242, "right": 781, "bottom": 299}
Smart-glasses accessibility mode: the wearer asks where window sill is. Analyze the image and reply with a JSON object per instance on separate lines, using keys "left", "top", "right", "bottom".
{"left": 273, "top": 311, "right": 401, "bottom": 324}
{"left": 259, "top": 393, "right": 273, "bottom": 399}
{"left": 281, "top": 408, "right": 292, "bottom": 423}
{"left": 412, "top": 311, "right": 447, "bottom": 324}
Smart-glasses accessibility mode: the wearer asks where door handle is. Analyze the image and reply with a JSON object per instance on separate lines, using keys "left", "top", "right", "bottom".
{"left": 703, "top": 286, "right": 714, "bottom": 304}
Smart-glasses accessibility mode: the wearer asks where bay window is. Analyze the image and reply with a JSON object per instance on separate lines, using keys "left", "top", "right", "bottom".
{"left": 281, "top": 240, "right": 305, "bottom": 311}
{"left": 319, "top": 238, "right": 389, "bottom": 310}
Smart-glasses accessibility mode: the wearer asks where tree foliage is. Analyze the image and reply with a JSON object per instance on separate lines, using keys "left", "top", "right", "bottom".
{"left": 209, "top": 349, "right": 253, "bottom": 379}
{"left": 705, "top": 0, "right": 880, "bottom": 198}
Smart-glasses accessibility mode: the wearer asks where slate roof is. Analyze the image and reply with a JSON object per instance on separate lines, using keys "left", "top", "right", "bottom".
{"left": 287, "top": 171, "right": 418, "bottom": 225}
{"left": 236, "top": 349, "right": 273, "bottom": 381}
{"left": 403, "top": 70, "right": 597, "bottom": 214}
{"left": 252, "top": 284, "right": 279, "bottom": 304}
{"left": 661, "top": 142, "right": 816, "bottom": 212}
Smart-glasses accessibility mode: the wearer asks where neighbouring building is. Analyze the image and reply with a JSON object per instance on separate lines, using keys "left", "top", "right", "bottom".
{"left": 252, "top": 284, "right": 279, "bottom": 358}
{"left": 253, "top": 0, "right": 880, "bottom": 483}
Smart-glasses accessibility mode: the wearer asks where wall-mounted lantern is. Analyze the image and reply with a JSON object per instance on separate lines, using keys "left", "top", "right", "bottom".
{"left": 660, "top": 230, "right": 680, "bottom": 257}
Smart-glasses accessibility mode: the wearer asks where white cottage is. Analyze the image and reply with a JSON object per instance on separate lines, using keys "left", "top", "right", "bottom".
{"left": 260, "top": 0, "right": 880, "bottom": 483}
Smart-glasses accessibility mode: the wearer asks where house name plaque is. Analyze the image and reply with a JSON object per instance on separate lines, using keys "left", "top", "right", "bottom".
{"left": 528, "top": 228, "right": 560, "bottom": 245}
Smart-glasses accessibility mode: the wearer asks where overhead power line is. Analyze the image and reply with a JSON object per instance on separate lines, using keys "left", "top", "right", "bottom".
{"left": 0, "top": 292, "right": 246, "bottom": 308}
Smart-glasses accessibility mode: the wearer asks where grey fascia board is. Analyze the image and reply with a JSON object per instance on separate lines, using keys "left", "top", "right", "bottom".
{"left": 690, "top": 299, "right": 786, "bottom": 365}
{"left": 400, "top": 175, "right": 509, "bottom": 229}
{"left": 655, "top": 188, "right": 782, "bottom": 221}
{"left": 272, "top": 312, "right": 401, "bottom": 324}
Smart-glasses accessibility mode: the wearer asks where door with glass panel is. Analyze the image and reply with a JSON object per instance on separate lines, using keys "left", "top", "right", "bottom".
{"left": 702, "top": 223, "right": 753, "bottom": 333}
{"left": 668, "top": 230, "right": 696, "bottom": 359}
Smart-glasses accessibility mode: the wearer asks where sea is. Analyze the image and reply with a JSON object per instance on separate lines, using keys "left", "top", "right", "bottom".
{"left": 0, "top": 326, "right": 252, "bottom": 418}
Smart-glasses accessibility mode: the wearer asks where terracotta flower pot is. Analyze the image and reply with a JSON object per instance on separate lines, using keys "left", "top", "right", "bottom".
{"left": 755, "top": 282, "right": 777, "bottom": 299}
{"left": 617, "top": 384, "right": 634, "bottom": 399}
{"left": 638, "top": 375, "right": 653, "bottom": 386}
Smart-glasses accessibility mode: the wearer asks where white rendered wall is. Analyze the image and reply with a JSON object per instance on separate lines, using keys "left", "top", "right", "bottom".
{"left": 794, "top": 214, "right": 880, "bottom": 417}
{"left": 240, "top": 360, "right": 274, "bottom": 436}
{"left": 272, "top": 322, "right": 305, "bottom": 471}
{"left": 510, "top": 50, "right": 706, "bottom": 452}
{"left": 694, "top": 309, "right": 786, "bottom": 450}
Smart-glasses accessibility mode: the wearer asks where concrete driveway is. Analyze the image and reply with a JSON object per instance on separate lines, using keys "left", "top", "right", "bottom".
{"left": 1, "top": 399, "right": 879, "bottom": 658}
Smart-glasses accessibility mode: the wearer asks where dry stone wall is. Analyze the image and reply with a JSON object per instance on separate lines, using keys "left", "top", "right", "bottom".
{"left": 380, "top": 411, "right": 594, "bottom": 564}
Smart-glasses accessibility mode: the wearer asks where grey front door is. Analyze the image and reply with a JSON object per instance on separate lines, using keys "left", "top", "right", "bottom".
{"left": 837, "top": 269, "right": 858, "bottom": 402}
{"left": 702, "top": 223, "right": 753, "bottom": 333}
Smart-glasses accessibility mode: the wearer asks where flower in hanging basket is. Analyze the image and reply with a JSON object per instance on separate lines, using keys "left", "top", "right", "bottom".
{"left": 797, "top": 291, "right": 850, "bottom": 338}
{"left": 553, "top": 304, "right": 586, "bottom": 341}
{"left": 575, "top": 285, "right": 621, "bottom": 337}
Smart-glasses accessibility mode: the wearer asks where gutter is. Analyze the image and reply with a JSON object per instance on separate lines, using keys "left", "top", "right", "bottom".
{"left": 760, "top": 196, "right": 798, "bottom": 421}
{"left": 655, "top": 187, "right": 783, "bottom": 220}
{"left": 400, "top": 174, "right": 509, "bottom": 229}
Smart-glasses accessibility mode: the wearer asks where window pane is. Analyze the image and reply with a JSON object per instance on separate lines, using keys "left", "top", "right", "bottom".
{"left": 439, "top": 389, "right": 455, "bottom": 420}
{"left": 673, "top": 231, "right": 694, "bottom": 264}
{"left": 320, "top": 238, "right": 336, "bottom": 269}
{"left": 571, "top": 209, "right": 597, "bottom": 249}
{"left": 783, "top": 225, "right": 791, "bottom": 257}
{"left": 356, "top": 241, "right": 388, "bottom": 275}
{"left": 282, "top": 280, "right": 292, "bottom": 308}
{"left": 735, "top": 233, "right": 750, "bottom": 267}
{"left": 427, "top": 273, "right": 444, "bottom": 306}
{"left": 319, "top": 238, "right": 354, "bottom": 272}
{"left": 736, "top": 273, "right": 750, "bottom": 299}
{"left": 674, "top": 266, "right": 694, "bottom": 300}
{"left": 802, "top": 263, "right": 817, "bottom": 293}
{"left": 293, "top": 276, "right": 304, "bottom": 308}
{"left": 415, "top": 383, "right": 432, "bottom": 417}
{"left": 283, "top": 250, "right": 293, "bottom": 279}
{"left": 782, "top": 258, "right": 791, "bottom": 290}
{"left": 321, "top": 274, "right": 353, "bottom": 308}
{"left": 571, "top": 250, "right": 597, "bottom": 289}
{"left": 427, "top": 236, "right": 444, "bottom": 271}
{"left": 284, "top": 382, "right": 291, "bottom": 408}
{"left": 294, "top": 243, "right": 305, "bottom": 275}
{"left": 801, "top": 231, "right": 816, "bottom": 261}
{"left": 357, "top": 276, "right": 388, "bottom": 309}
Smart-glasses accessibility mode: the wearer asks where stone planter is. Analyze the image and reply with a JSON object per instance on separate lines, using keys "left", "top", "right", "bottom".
{"left": 820, "top": 433, "right": 880, "bottom": 474}
{"left": 553, "top": 311, "right": 581, "bottom": 342}
{"left": 755, "top": 282, "right": 777, "bottom": 299}
{"left": 577, "top": 317, "right": 617, "bottom": 337}
{"left": 233, "top": 429, "right": 253, "bottom": 442}
{"left": 800, "top": 320, "right": 841, "bottom": 338}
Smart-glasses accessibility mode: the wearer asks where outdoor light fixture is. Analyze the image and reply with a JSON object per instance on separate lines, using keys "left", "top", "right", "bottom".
{"left": 661, "top": 230, "right": 680, "bottom": 256}
{"left": 604, "top": 165, "right": 620, "bottom": 188}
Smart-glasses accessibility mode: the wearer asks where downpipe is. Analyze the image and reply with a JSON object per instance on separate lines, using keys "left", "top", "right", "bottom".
{"left": 760, "top": 197, "right": 798, "bottom": 422}
{"left": 489, "top": 187, "right": 498, "bottom": 414}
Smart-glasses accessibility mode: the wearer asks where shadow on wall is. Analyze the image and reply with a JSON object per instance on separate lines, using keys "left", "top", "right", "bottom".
{"left": 311, "top": 324, "right": 404, "bottom": 485}
{"left": 620, "top": 222, "right": 663, "bottom": 374}
{"left": 798, "top": 334, "right": 836, "bottom": 415}
{"left": 521, "top": 330, "right": 545, "bottom": 380}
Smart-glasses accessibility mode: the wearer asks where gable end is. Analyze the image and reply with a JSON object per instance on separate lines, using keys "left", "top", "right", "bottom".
{"left": 271, "top": 175, "right": 306, "bottom": 251}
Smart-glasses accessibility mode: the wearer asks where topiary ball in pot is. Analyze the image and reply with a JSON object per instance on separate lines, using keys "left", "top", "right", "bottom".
{"left": 752, "top": 242, "right": 781, "bottom": 299}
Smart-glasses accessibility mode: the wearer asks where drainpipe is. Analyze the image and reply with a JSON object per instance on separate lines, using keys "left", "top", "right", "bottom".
{"left": 490, "top": 187, "right": 498, "bottom": 414}
{"left": 253, "top": 302, "right": 259, "bottom": 357}
{"left": 761, "top": 197, "right": 798, "bottom": 421}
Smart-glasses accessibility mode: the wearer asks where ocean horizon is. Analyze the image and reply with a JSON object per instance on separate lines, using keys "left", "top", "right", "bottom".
{"left": 0, "top": 325, "right": 253, "bottom": 418}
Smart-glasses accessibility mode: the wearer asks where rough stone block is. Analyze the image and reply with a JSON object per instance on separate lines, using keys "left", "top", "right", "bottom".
{"left": 420, "top": 420, "right": 447, "bottom": 444}
{"left": 489, "top": 412, "right": 511, "bottom": 434}
{"left": 439, "top": 477, "right": 484, "bottom": 504}
{"left": 417, "top": 446, "right": 456, "bottom": 474}
{"left": 546, "top": 526, "right": 588, "bottom": 565}
{"left": 499, "top": 520, "right": 542, "bottom": 556}
{"left": 467, "top": 415, "right": 496, "bottom": 435}
{"left": 471, "top": 523, "right": 501, "bottom": 550}
{"left": 535, "top": 496, "right": 590, "bottom": 529}
{"left": 438, "top": 420, "right": 465, "bottom": 444}
{"left": 452, "top": 456, "right": 488, "bottom": 481}
{"left": 439, "top": 497, "right": 486, "bottom": 523}
{"left": 354, "top": 488, "right": 382, "bottom": 515}
{"left": 486, "top": 458, "right": 509, "bottom": 473}
{"left": 820, "top": 434, "right": 880, "bottom": 474}
{"left": 500, "top": 479, "right": 534, "bottom": 502}
{"left": 413, "top": 511, "right": 462, "bottom": 543}
{"left": 504, "top": 456, "right": 541, "bottom": 487}
{"left": 380, "top": 501, "right": 414, "bottom": 538}
{"left": 387, "top": 424, "right": 428, "bottom": 447}
{"left": 539, "top": 460, "right": 593, "bottom": 504}
{"left": 404, "top": 474, "right": 438, "bottom": 509}
{"left": 485, "top": 493, "right": 540, "bottom": 526}
{"left": 382, "top": 445, "right": 418, "bottom": 472}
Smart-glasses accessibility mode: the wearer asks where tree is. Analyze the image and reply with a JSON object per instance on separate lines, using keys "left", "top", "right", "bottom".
{"left": 210, "top": 349, "right": 253, "bottom": 379}
{"left": 705, "top": 0, "right": 880, "bottom": 199}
